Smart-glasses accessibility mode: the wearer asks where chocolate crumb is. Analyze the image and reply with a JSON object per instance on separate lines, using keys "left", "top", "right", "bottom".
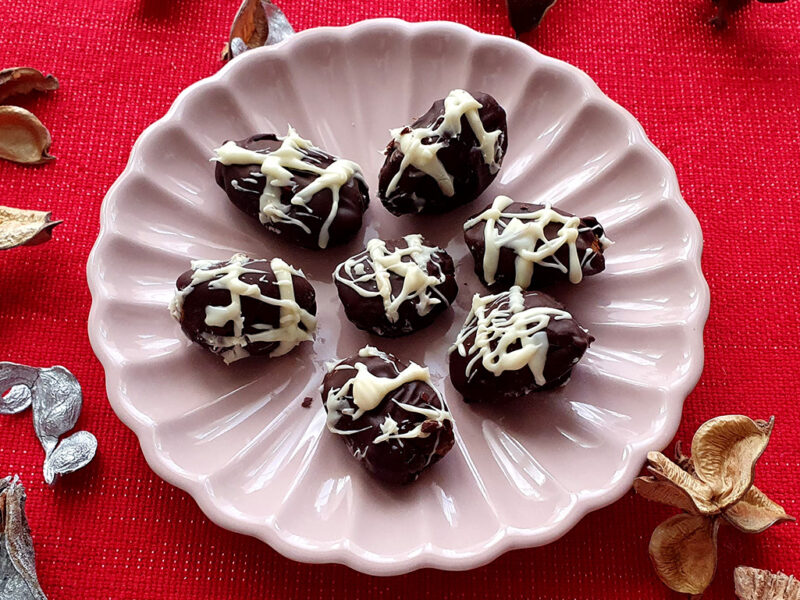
{"left": 301, "top": 396, "right": 313, "bottom": 408}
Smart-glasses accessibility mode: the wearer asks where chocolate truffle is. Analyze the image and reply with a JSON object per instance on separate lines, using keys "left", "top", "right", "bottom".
{"left": 333, "top": 234, "right": 458, "bottom": 337}
{"left": 448, "top": 286, "right": 592, "bottom": 403}
{"left": 214, "top": 128, "right": 369, "bottom": 249}
{"left": 378, "top": 89, "right": 508, "bottom": 215}
{"left": 169, "top": 253, "right": 317, "bottom": 363}
{"left": 322, "top": 346, "right": 454, "bottom": 484}
{"left": 464, "top": 196, "right": 611, "bottom": 290}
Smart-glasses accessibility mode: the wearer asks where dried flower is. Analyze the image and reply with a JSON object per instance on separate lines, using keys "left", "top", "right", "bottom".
{"left": 0, "top": 363, "right": 98, "bottom": 484}
{"left": 0, "top": 476, "right": 48, "bottom": 600}
{"left": 634, "top": 415, "right": 795, "bottom": 596}
{"left": 505, "top": 0, "right": 557, "bottom": 37}
{"left": 735, "top": 566, "right": 800, "bottom": 600}
{"left": 222, "top": 0, "right": 294, "bottom": 61}
{"left": 710, "top": 0, "right": 790, "bottom": 29}
{"left": 0, "top": 68, "right": 58, "bottom": 103}
{"left": 0, "top": 206, "right": 62, "bottom": 250}
{"left": 0, "top": 106, "right": 54, "bottom": 165}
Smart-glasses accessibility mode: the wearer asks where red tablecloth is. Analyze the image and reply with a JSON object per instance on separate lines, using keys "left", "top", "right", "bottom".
{"left": 1, "top": 0, "right": 799, "bottom": 598}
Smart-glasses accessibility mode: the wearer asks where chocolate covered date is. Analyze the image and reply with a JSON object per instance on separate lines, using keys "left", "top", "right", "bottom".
{"left": 378, "top": 89, "right": 508, "bottom": 215}
{"left": 449, "top": 286, "right": 592, "bottom": 403}
{"left": 464, "top": 196, "right": 611, "bottom": 290}
{"left": 169, "top": 253, "right": 317, "bottom": 363}
{"left": 214, "top": 128, "right": 369, "bottom": 249}
{"left": 333, "top": 234, "right": 458, "bottom": 337}
{"left": 322, "top": 346, "right": 454, "bottom": 484}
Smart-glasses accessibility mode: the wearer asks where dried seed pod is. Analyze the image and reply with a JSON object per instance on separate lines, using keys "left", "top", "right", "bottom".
{"left": 0, "top": 68, "right": 58, "bottom": 103}
{"left": 649, "top": 513, "right": 719, "bottom": 595}
{"left": 223, "top": 0, "right": 294, "bottom": 61}
{"left": 646, "top": 451, "right": 717, "bottom": 514}
{"left": 30, "top": 366, "right": 82, "bottom": 457}
{"left": 43, "top": 431, "right": 97, "bottom": 485}
{"left": 0, "top": 206, "right": 62, "bottom": 250}
{"left": 0, "top": 107, "right": 54, "bottom": 165}
{"left": 633, "top": 476, "right": 699, "bottom": 513}
{"left": 506, "top": 0, "right": 557, "bottom": 36}
{"left": 691, "top": 415, "right": 774, "bottom": 508}
{"left": 2, "top": 479, "right": 47, "bottom": 600}
{"left": 724, "top": 485, "right": 795, "bottom": 534}
{"left": 735, "top": 566, "right": 800, "bottom": 600}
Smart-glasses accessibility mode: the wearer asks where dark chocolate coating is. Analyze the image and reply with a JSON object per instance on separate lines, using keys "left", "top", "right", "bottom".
{"left": 321, "top": 350, "right": 455, "bottom": 484}
{"left": 174, "top": 257, "right": 316, "bottom": 360}
{"left": 464, "top": 201, "right": 607, "bottom": 290}
{"left": 378, "top": 91, "right": 508, "bottom": 215}
{"left": 333, "top": 237, "right": 458, "bottom": 337}
{"left": 214, "top": 134, "right": 370, "bottom": 249}
{"left": 449, "top": 291, "right": 592, "bottom": 403}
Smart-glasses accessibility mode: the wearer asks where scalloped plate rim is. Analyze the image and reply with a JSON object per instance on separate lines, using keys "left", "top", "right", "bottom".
{"left": 87, "top": 18, "right": 710, "bottom": 576}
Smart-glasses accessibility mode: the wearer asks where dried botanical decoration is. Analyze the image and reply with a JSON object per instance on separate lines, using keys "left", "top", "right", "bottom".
{"left": 505, "top": 0, "right": 557, "bottom": 36}
{"left": 710, "top": 0, "right": 790, "bottom": 29}
{"left": 0, "top": 363, "right": 98, "bottom": 484}
{"left": 0, "top": 476, "right": 48, "bottom": 600}
{"left": 0, "top": 106, "right": 54, "bottom": 165}
{"left": 735, "top": 566, "right": 800, "bottom": 600}
{"left": 634, "top": 415, "right": 794, "bottom": 596}
{"left": 222, "top": 0, "right": 294, "bottom": 61}
{"left": 0, "top": 68, "right": 58, "bottom": 103}
{"left": 0, "top": 206, "right": 62, "bottom": 250}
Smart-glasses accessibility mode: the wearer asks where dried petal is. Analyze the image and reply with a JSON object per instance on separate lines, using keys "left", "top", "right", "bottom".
{"left": 30, "top": 366, "right": 82, "bottom": 458}
{"left": 0, "top": 206, "right": 62, "bottom": 250}
{"left": 0, "top": 107, "right": 55, "bottom": 165}
{"left": 735, "top": 566, "right": 800, "bottom": 600}
{"left": 0, "top": 363, "right": 39, "bottom": 414}
{"left": 649, "top": 513, "right": 719, "bottom": 595}
{"left": 633, "top": 476, "right": 699, "bottom": 513}
{"left": 3, "top": 481, "right": 47, "bottom": 600}
{"left": 43, "top": 431, "right": 97, "bottom": 485}
{"left": 0, "top": 534, "right": 37, "bottom": 600}
{"left": 224, "top": 0, "right": 294, "bottom": 61}
{"left": 505, "top": 0, "right": 557, "bottom": 36}
{"left": 647, "top": 451, "right": 717, "bottom": 514}
{"left": 0, "top": 68, "right": 58, "bottom": 103}
{"left": 724, "top": 485, "right": 795, "bottom": 534}
{"left": 1, "top": 386, "right": 32, "bottom": 415}
{"left": 691, "top": 415, "right": 774, "bottom": 509}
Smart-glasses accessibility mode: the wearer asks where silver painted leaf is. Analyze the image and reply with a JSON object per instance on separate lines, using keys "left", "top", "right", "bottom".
{"left": 0, "top": 534, "right": 36, "bottom": 600}
{"left": 30, "top": 366, "right": 82, "bottom": 457}
{"left": 0, "top": 363, "right": 38, "bottom": 416}
{"left": 43, "top": 431, "right": 97, "bottom": 485}
{"left": 1, "top": 386, "right": 32, "bottom": 415}
{"left": 3, "top": 482, "right": 46, "bottom": 600}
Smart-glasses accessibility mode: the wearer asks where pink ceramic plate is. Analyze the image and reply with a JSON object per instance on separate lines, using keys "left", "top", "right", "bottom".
{"left": 87, "top": 19, "right": 709, "bottom": 575}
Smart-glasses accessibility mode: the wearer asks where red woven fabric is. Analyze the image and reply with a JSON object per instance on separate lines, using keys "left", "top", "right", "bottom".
{"left": 1, "top": 0, "right": 799, "bottom": 598}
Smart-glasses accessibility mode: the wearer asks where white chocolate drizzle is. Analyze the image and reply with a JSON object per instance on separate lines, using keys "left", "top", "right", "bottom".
{"left": 214, "top": 127, "right": 364, "bottom": 249}
{"left": 333, "top": 234, "right": 450, "bottom": 323}
{"left": 169, "top": 253, "right": 317, "bottom": 364}
{"left": 324, "top": 346, "right": 452, "bottom": 443}
{"left": 385, "top": 89, "right": 503, "bottom": 198}
{"left": 450, "top": 286, "right": 572, "bottom": 385}
{"left": 463, "top": 195, "right": 613, "bottom": 288}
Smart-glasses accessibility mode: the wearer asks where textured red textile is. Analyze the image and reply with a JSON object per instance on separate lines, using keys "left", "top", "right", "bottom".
{"left": 1, "top": 0, "right": 799, "bottom": 598}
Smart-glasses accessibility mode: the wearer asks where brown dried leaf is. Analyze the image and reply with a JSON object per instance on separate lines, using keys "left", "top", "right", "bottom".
{"left": 3, "top": 480, "right": 47, "bottom": 600}
{"left": 724, "top": 485, "right": 795, "bottom": 534}
{"left": 505, "top": 0, "right": 557, "bottom": 36}
{"left": 634, "top": 476, "right": 699, "bottom": 513}
{"left": 691, "top": 415, "right": 774, "bottom": 509}
{"left": 0, "top": 106, "right": 55, "bottom": 165}
{"left": 649, "top": 513, "right": 719, "bottom": 595}
{"left": 223, "top": 0, "right": 294, "bottom": 61}
{"left": 0, "top": 206, "right": 62, "bottom": 250}
{"left": 647, "top": 451, "right": 717, "bottom": 514}
{"left": 0, "top": 68, "right": 58, "bottom": 103}
{"left": 735, "top": 566, "right": 800, "bottom": 600}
